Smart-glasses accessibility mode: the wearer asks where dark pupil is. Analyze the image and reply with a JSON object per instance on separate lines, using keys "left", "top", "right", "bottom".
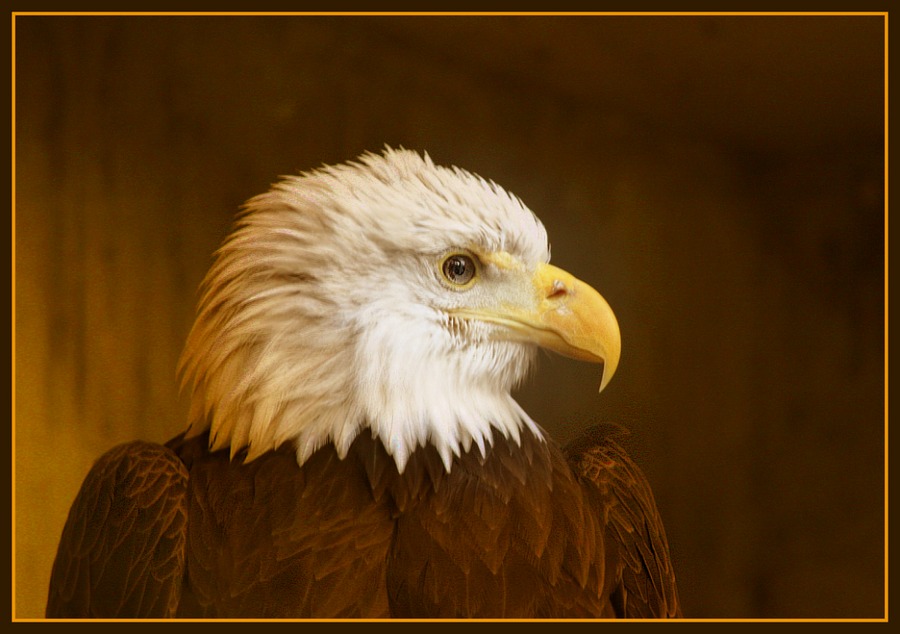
{"left": 445, "top": 256, "right": 472, "bottom": 283}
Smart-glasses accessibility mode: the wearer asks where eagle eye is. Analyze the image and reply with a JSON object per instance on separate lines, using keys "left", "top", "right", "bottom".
{"left": 441, "top": 253, "right": 478, "bottom": 288}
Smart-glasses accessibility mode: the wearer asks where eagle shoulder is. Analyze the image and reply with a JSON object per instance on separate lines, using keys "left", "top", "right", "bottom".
{"left": 46, "top": 441, "right": 189, "bottom": 618}
{"left": 565, "top": 423, "right": 682, "bottom": 618}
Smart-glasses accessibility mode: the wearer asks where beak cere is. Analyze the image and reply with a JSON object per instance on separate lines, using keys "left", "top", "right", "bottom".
{"left": 451, "top": 260, "right": 622, "bottom": 393}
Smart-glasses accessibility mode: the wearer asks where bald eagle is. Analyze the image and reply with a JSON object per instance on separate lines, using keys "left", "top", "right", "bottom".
{"left": 46, "top": 149, "right": 680, "bottom": 619}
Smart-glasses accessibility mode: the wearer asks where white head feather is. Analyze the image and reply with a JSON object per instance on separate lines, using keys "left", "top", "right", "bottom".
{"left": 179, "top": 148, "right": 550, "bottom": 472}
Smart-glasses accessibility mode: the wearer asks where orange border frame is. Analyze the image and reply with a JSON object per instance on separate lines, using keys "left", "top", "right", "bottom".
{"left": 9, "top": 10, "right": 889, "bottom": 624}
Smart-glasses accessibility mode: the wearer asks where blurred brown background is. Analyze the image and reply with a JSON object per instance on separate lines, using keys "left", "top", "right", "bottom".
{"left": 14, "top": 15, "right": 885, "bottom": 619}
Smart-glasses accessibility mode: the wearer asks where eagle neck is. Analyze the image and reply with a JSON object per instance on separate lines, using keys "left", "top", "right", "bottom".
{"left": 348, "top": 426, "right": 554, "bottom": 513}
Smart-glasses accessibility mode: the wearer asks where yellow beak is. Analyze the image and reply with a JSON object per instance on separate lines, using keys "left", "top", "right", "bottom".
{"left": 453, "top": 262, "right": 621, "bottom": 392}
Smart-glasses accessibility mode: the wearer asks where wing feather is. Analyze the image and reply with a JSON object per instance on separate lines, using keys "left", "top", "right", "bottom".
{"left": 566, "top": 424, "right": 682, "bottom": 618}
{"left": 46, "top": 441, "right": 189, "bottom": 618}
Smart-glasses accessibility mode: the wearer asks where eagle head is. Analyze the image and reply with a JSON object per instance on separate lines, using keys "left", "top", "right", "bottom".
{"left": 178, "top": 149, "right": 620, "bottom": 472}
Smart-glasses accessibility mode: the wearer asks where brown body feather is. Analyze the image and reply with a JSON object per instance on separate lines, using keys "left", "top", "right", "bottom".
{"left": 47, "top": 426, "right": 680, "bottom": 619}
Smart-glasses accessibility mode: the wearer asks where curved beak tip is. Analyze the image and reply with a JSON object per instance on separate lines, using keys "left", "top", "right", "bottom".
{"left": 598, "top": 358, "right": 617, "bottom": 393}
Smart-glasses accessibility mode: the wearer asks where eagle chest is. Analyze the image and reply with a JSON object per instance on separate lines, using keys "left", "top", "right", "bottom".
{"left": 174, "top": 433, "right": 604, "bottom": 618}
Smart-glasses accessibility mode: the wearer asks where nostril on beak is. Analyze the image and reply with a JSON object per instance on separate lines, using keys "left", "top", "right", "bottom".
{"left": 548, "top": 279, "right": 569, "bottom": 300}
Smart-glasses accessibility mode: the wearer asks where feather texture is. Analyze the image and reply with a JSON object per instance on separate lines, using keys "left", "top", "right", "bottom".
{"left": 46, "top": 442, "right": 189, "bottom": 618}
{"left": 48, "top": 427, "right": 680, "bottom": 618}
